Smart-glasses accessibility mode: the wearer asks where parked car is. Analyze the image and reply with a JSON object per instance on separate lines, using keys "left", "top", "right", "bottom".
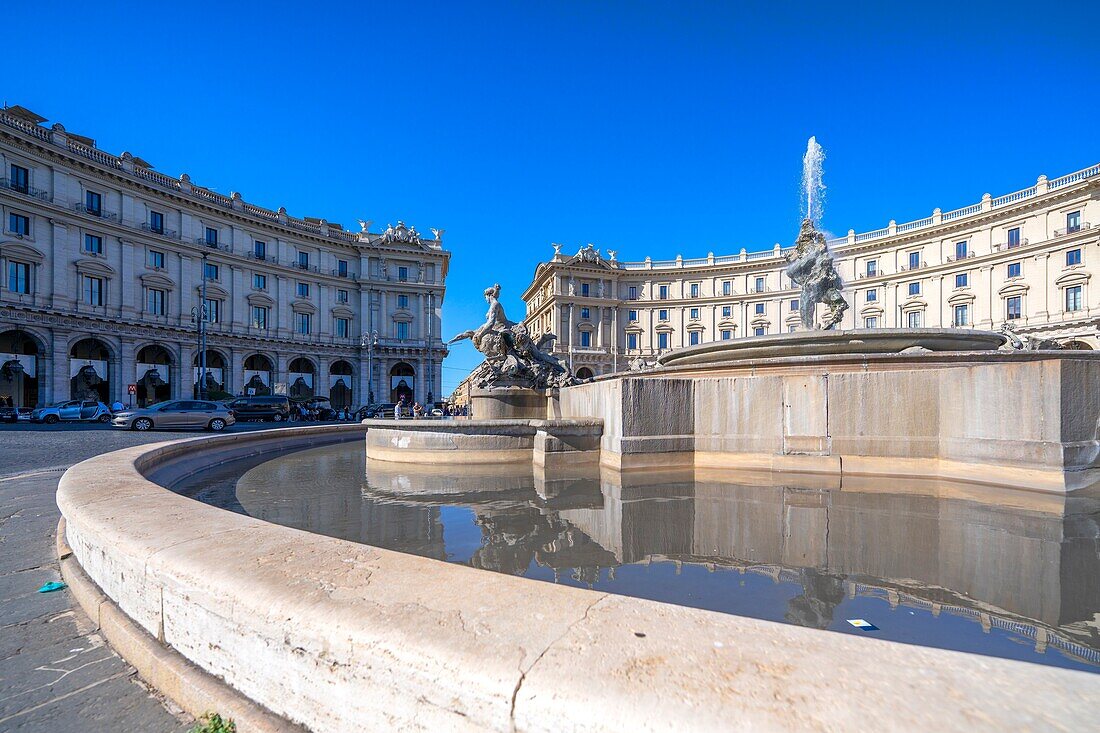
{"left": 111, "top": 400, "right": 236, "bottom": 432}
{"left": 225, "top": 395, "right": 292, "bottom": 422}
{"left": 356, "top": 402, "right": 397, "bottom": 419}
{"left": 31, "top": 400, "right": 113, "bottom": 424}
{"left": 0, "top": 405, "right": 17, "bottom": 423}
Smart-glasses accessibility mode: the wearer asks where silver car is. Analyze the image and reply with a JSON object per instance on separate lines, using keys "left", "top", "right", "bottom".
{"left": 111, "top": 399, "right": 236, "bottom": 432}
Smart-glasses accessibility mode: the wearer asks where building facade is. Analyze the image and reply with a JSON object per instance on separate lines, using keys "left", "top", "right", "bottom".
{"left": 0, "top": 106, "right": 449, "bottom": 409}
{"left": 522, "top": 164, "right": 1100, "bottom": 378}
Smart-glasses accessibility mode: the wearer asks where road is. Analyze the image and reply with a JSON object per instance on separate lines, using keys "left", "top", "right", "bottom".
{"left": 0, "top": 420, "right": 341, "bottom": 731}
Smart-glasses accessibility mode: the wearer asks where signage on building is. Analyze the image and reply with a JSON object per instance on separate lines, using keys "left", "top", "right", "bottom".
{"left": 247, "top": 387, "right": 256, "bottom": 396}
{"left": 274, "top": 382, "right": 288, "bottom": 395}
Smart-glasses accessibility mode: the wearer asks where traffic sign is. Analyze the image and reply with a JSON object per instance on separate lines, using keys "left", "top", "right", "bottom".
{"left": 127, "top": 384, "right": 137, "bottom": 395}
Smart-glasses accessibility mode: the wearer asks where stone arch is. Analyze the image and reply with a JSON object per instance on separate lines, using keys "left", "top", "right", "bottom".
{"left": 329, "top": 359, "right": 355, "bottom": 410}
{"left": 575, "top": 366, "right": 595, "bottom": 380}
{"left": 0, "top": 328, "right": 46, "bottom": 407}
{"left": 135, "top": 344, "right": 173, "bottom": 406}
{"left": 1062, "top": 340, "right": 1094, "bottom": 350}
{"left": 390, "top": 361, "right": 415, "bottom": 403}
{"left": 288, "top": 357, "right": 316, "bottom": 400}
{"left": 192, "top": 349, "right": 229, "bottom": 398}
{"left": 243, "top": 353, "right": 275, "bottom": 396}
{"left": 69, "top": 338, "right": 113, "bottom": 402}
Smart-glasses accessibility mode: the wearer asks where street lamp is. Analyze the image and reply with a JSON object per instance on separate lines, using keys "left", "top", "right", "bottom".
{"left": 361, "top": 329, "right": 379, "bottom": 404}
{"left": 190, "top": 252, "right": 209, "bottom": 399}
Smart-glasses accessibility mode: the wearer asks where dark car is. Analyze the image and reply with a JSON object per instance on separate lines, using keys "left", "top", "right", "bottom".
{"left": 225, "top": 395, "right": 292, "bottom": 422}
{"left": 0, "top": 405, "right": 17, "bottom": 423}
{"left": 292, "top": 397, "right": 339, "bottom": 421}
{"left": 356, "top": 402, "right": 397, "bottom": 419}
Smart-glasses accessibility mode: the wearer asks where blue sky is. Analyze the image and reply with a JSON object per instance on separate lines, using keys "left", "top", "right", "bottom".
{"left": 7, "top": 1, "right": 1097, "bottom": 391}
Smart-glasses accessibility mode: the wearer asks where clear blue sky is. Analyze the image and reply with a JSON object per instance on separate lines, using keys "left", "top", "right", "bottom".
{"left": 7, "top": 1, "right": 1097, "bottom": 391}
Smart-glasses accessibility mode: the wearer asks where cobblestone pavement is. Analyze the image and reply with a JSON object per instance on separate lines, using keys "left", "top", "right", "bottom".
{"left": 0, "top": 421, "right": 339, "bottom": 732}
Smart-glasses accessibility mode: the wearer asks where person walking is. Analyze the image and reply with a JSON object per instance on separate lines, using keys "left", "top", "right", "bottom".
{"left": 395, "top": 395, "right": 407, "bottom": 420}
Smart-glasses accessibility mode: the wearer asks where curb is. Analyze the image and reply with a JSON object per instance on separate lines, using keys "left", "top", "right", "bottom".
{"left": 57, "top": 518, "right": 306, "bottom": 733}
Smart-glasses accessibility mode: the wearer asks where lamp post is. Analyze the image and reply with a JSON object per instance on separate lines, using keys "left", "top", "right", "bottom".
{"left": 426, "top": 290, "right": 435, "bottom": 407}
{"left": 361, "top": 329, "right": 378, "bottom": 404}
{"left": 190, "top": 253, "right": 209, "bottom": 399}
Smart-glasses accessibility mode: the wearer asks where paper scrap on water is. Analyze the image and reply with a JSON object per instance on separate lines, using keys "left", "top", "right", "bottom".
{"left": 37, "top": 581, "right": 66, "bottom": 593}
{"left": 847, "top": 618, "right": 878, "bottom": 631}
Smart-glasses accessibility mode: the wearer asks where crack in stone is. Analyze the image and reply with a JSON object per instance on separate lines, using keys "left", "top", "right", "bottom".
{"left": 509, "top": 594, "right": 605, "bottom": 732}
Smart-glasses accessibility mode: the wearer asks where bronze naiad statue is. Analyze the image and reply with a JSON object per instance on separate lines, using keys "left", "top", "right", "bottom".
{"left": 784, "top": 218, "right": 848, "bottom": 330}
{"left": 450, "top": 284, "right": 581, "bottom": 389}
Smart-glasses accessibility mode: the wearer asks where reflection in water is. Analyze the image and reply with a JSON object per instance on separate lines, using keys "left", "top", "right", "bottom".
{"left": 174, "top": 441, "right": 1100, "bottom": 673}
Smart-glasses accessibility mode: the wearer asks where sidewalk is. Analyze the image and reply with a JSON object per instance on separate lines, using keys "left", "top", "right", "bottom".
{"left": 0, "top": 469, "right": 190, "bottom": 732}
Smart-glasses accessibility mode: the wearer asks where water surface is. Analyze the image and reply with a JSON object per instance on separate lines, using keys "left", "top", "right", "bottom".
{"left": 173, "top": 440, "right": 1100, "bottom": 673}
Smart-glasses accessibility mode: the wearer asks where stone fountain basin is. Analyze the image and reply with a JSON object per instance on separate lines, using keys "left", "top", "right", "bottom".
{"left": 657, "top": 327, "right": 1007, "bottom": 367}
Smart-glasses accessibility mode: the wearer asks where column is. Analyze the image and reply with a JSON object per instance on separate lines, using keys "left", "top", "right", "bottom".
{"left": 51, "top": 331, "right": 70, "bottom": 402}
{"left": 317, "top": 356, "right": 330, "bottom": 400}
{"left": 120, "top": 240, "right": 137, "bottom": 318}
{"left": 50, "top": 221, "right": 71, "bottom": 310}
{"left": 230, "top": 348, "right": 245, "bottom": 397}
{"left": 118, "top": 338, "right": 137, "bottom": 402}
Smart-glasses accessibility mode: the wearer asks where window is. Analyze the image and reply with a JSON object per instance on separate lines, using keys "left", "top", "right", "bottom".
{"left": 722, "top": 305, "right": 731, "bottom": 317}
{"left": 658, "top": 309, "right": 669, "bottom": 321}
{"left": 1006, "top": 296, "right": 1022, "bottom": 320}
{"left": 251, "top": 305, "right": 269, "bottom": 329}
{"left": 723, "top": 281, "right": 731, "bottom": 296}
{"left": 955, "top": 241, "right": 968, "bottom": 260}
{"left": 689, "top": 308, "right": 699, "bottom": 319}
{"left": 955, "top": 273, "right": 968, "bottom": 288}
{"left": 253, "top": 273, "right": 267, "bottom": 290}
{"left": 866, "top": 260, "right": 878, "bottom": 277}
{"left": 9, "top": 164, "right": 28, "bottom": 193}
{"left": 908, "top": 251, "right": 921, "bottom": 270}
{"left": 85, "top": 191, "right": 102, "bottom": 216}
{"left": 396, "top": 321, "right": 409, "bottom": 340}
{"left": 628, "top": 286, "right": 638, "bottom": 300}
{"left": 1007, "top": 262, "right": 1021, "bottom": 279}
{"left": 204, "top": 298, "right": 220, "bottom": 323}
{"left": 83, "top": 234, "right": 103, "bottom": 254}
{"left": 659, "top": 285, "right": 668, "bottom": 300}
{"left": 7, "top": 261, "right": 30, "bottom": 294}
{"left": 581, "top": 307, "right": 590, "bottom": 319}
{"left": 689, "top": 331, "right": 700, "bottom": 346}
{"left": 627, "top": 332, "right": 638, "bottom": 349}
{"left": 204, "top": 262, "right": 219, "bottom": 281}
{"left": 297, "top": 251, "right": 309, "bottom": 269}
{"left": 753, "top": 327, "right": 766, "bottom": 337}
{"left": 908, "top": 281, "right": 920, "bottom": 296}
{"left": 1007, "top": 228, "right": 1021, "bottom": 248}
{"left": 628, "top": 309, "right": 638, "bottom": 321}
{"left": 580, "top": 331, "right": 592, "bottom": 347}
{"left": 1067, "top": 211, "right": 1081, "bottom": 234}
{"left": 754, "top": 302, "right": 765, "bottom": 315}
{"left": 864, "top": 316, "right": 878, "bottom": 329}
{"left": 657, "top": 332, "right": 669, "bottom": 349}
{"left": 82, "top": 275, "right": 103, "bottom": 306}
{"left": 147, "top": 249, "right": 164, "bottom": 269}
{"left": 338, "top": 259, "right": 348, "bottom": 277}
{"left": 398, "top": 266, "right": 409, "bottom": 282}
{"left": 721, "top": 329, "right": 732, "bottom": 340}
{"left": 205, "top": 227, "right": 218, "bottom": 246}
{"left": 146, "top": 288, "right": 166, "bottom": 315}
{"left": 296, "top": 282, "right": 309, "bottom": 298}
{"left": 252, "top": 240, "right": 266, "bottom": 260}
{"left": 149, "top": 211, "right": 164, "bottom": 234}
{"left": 337, "top": 289, "right": 348, "bottom": 303}
{"left": 690, "top": 283, "right": 699, "bottom": 298}
{"left": 296, "top": 312, "right": 312, "bottom": 335}
{"left": 1066, "top": 286, "right": 1083, "bottom": 312}
{"left": 906, "top": 310, "right": 922, "bottom": 328}
{"left": 789, "top": 298, "right": 799, "bottom": 311}
{"left": 1067, "top": 249, "right": 1082, "bottom": 266}
{"left": 953, "top": 304, "right": 969, "bottom": 326}
{"left": 9, "top": 213, "right": 30, "bottom": 236}
{"left": 866, "top": 290, "right": 877, "bottom": 302}
{"left": 581, "top": 283, "right": 590, "bottom": 297}
{"left": 754, "top": 277, "right": 765, "bottom": 292}
{"left": 335, "top": 317, "right": 351, "bottom": 339}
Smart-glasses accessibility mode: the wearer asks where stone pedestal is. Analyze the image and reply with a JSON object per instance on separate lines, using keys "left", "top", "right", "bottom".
{"left": 471, "top": 387, "right": 552, "bottom": 420}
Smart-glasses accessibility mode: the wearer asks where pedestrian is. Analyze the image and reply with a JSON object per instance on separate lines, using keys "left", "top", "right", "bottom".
{"left": 395, "top": 396, "right": 406, "bottom": 420}
{"left": 111, "top": 399, "right": 124, "bottom": 413}
{"left": 413, "top": 402, "right": 424, "bottom": 419}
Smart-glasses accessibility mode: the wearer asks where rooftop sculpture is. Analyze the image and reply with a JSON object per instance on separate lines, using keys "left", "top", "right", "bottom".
{"left": 450, "top": 284, "right": 580, "bottom": 389}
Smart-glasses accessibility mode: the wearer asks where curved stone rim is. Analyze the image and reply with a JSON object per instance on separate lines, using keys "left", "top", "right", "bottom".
{"left": 56, "top": 425, "right": 1098, "bottom": 732}
{"left": 657, "top": 327, "right": 1008, "bottom": 367}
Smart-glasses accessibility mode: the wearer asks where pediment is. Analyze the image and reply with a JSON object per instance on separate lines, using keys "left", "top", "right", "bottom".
{"left": 199, "top": 283, "right": 230, "bottom": 299}
{"left": 0, "top": 241, "right": 45, "bottom": 263}
{"left": 330, "top": 305, "right": 354, "bottom": 318}
{"left": 1055, "top": 269, "right": 1090, "bottom": 287}
{"left": 74, "top": 258, "right": 116, "bottom": 276}
{"left": 998, "top": 281, "right": 1030, "bottom": 297}
{"left": 139, "top": 272, "right": 176, "bottom": 289}
{"left": 247, "top": 292, "right": 275, "bottom": 307}
{"left": 947, "top": 290, "right": 976, "bottom": 305}
{"left": 291, "top": 299, "right": 317, "bottom": 314}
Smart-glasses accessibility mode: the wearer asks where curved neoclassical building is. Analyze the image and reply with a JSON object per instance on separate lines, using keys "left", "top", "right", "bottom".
{"left": 0, "top": 105, "right": 449, "bottom": 409}
{"left": 523, "top": 163, "right": 1099, "bottom": 378}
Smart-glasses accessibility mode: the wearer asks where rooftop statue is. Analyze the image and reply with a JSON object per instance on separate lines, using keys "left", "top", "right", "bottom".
{"left": 449, "top": 284, "right": 580, "bottom": 389}
{"left": 784, "top": 218, "right": 848, "bottom": 330}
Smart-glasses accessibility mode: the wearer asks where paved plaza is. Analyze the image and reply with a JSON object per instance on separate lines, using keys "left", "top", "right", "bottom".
{"left": 0, "top": 422, "right": 318, "bottom": 732}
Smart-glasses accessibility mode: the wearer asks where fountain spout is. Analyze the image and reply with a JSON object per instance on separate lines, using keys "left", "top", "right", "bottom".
{"left": 802, "top": 136, "right": 826, "bottom": 225}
